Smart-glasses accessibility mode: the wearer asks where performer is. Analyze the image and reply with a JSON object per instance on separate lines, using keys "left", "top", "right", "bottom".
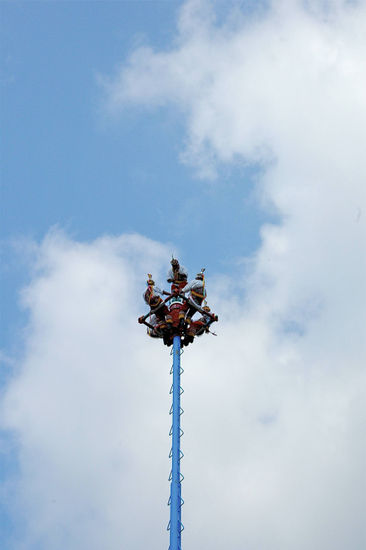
{"left": 140, "top": 275, "right": 172, "bottom": 331}
{"left": 182, "top": 305, "right": 215, "bottom": 346}
{"left": 167, "top": 258, "right": 188, "bottom": 285}
{"left": 181, "top": 271, "right": 207, "bottom": 321}
{"left": 146, "top": 314, "right": 165, "bottom": 339}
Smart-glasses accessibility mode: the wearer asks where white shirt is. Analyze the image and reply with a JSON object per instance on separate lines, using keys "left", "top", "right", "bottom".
{"left": 181, "top": 279, "right": 206, "bottom": 298}
{"left": 149, "top": 314, "right": 158, "bottom": 327}
{"left": 166, "top": 265, "right": 188, "bottom": 281}
{"left": 143, "top": 285, "right": 164, "bottom": 304}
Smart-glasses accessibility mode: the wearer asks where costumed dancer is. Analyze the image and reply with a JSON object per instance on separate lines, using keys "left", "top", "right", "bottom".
{"left": 146, "top": 314, "right": 165, "bottom": 339}
{"left": 140, "top": 275, "right": 173, "bottom": 333}
{"left": 167, "top": 258, "right": 188, "bottom": 288}
{"left": 183, "top": 305, "right": 217, "bottom": 346}
{"left": 167, "top": 258, "right": 189, "bottom": 329}
{"left": 181, "top": 270, "right": 207, "bottom": 323}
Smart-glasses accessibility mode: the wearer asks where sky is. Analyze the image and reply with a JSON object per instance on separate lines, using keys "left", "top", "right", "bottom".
{"left": 1, "top": 0, "right": 366, "bottom": 549}
{"left": 1, "top": 0, "right": 268, "bottom": 352}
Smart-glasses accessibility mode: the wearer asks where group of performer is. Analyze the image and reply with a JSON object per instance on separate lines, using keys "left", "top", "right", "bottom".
{"left": 138, "top": 258, "right": 218, "bottom": 346}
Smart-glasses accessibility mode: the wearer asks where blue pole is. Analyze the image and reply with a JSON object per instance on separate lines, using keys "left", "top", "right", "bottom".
{"left": 169, "top": 335, "right": 184, "bottom": 550}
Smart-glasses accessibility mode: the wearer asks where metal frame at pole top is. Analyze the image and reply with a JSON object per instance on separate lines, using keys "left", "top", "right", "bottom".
{"left": 168, "top": 335, "right": 184, "bottom": 550}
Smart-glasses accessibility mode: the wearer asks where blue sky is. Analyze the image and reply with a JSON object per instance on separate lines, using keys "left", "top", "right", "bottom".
{"left": 1, "top": 0, "right": 268, "bottom": 354}
{"left": 1, "top": 3, "right": 267, "bottom": 543}
{"left": 1, "top": 1, "right": 365, "bottom": 549}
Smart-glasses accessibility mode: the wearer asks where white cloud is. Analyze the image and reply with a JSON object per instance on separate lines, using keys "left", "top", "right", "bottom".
{"left": 1, "top": 232, "right": 174, "bottom": 549}
{"left": 2, "top": 1, "right": 366, "bottom": 549}
{"left": 105, "top": 0, "right": 366, "bottom": 178}
{"left": 2, "top": 226, "right": 364, "bottom": 549}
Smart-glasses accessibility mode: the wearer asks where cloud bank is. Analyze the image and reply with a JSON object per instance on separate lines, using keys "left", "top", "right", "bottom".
{"left": 2, "top": 1, "right": 366, "bottom": 548}
{"left": 1, "top": 233, "right": 173, "bottom": 549}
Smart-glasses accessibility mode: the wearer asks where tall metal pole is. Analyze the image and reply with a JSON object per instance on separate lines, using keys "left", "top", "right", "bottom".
{"left": 168, "top": 335, "right": 184, "bottom": 550}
